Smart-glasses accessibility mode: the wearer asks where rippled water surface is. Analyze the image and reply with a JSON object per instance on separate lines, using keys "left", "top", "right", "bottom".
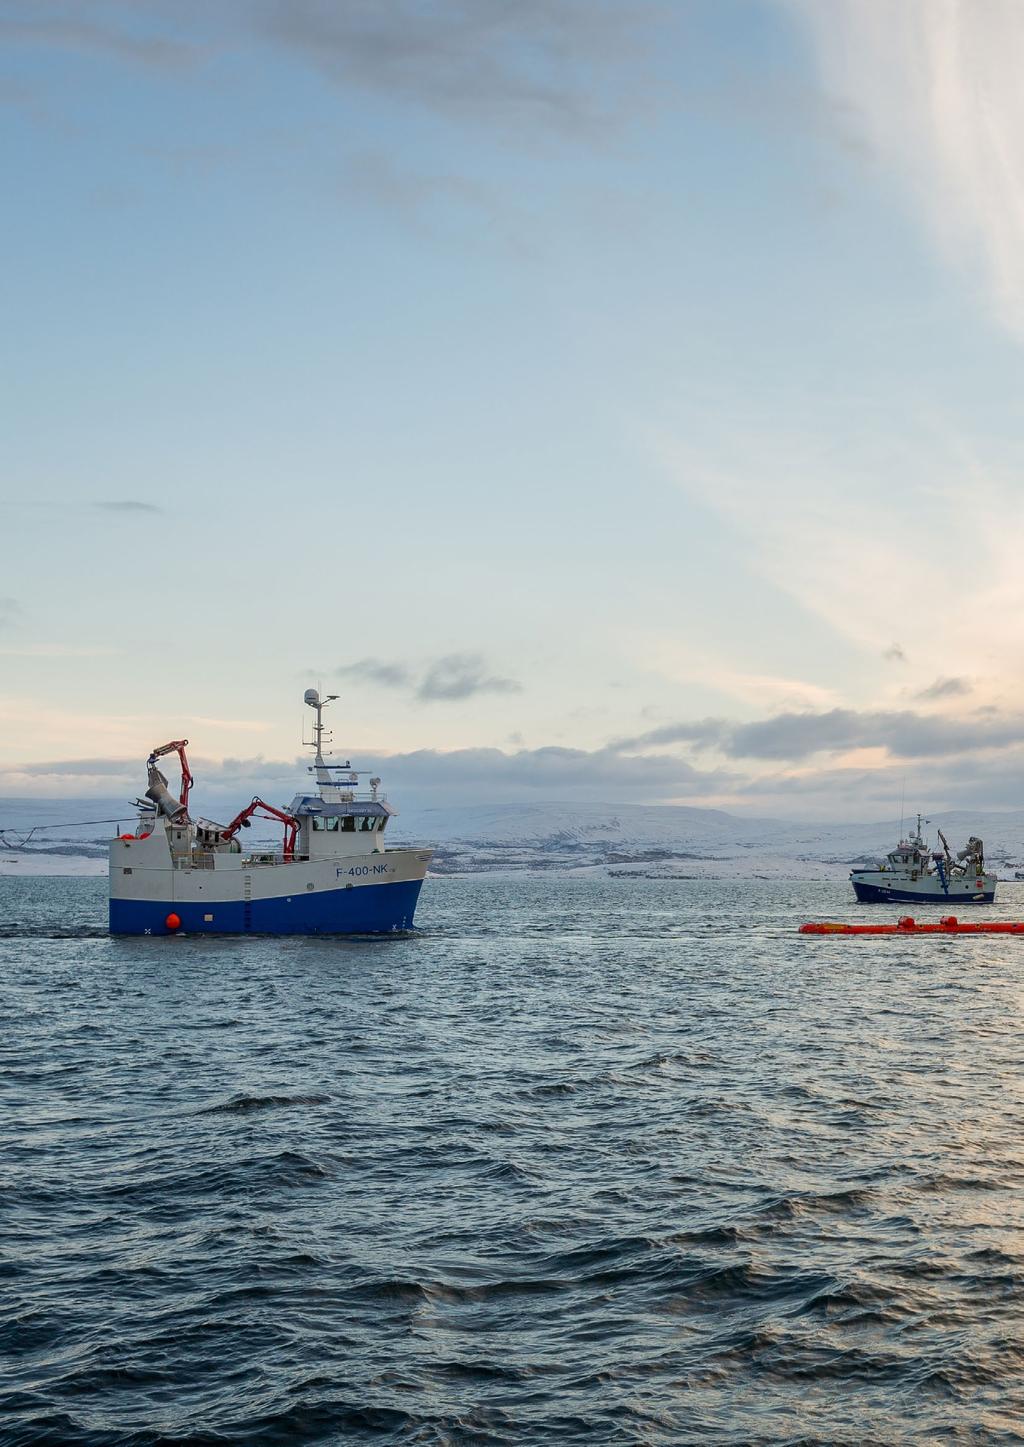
{"left": 3, "top": 873, "right": 1024, "bottom": 1445}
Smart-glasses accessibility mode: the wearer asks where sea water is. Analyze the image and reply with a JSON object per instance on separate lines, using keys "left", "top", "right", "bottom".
{"left": 2, "top": 873, "right": 1023, "bottom": 1444}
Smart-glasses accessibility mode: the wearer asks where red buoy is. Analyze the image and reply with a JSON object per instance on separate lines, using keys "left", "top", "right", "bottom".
{"left": 165, "top": 913, "right": 182, "bottom": 931}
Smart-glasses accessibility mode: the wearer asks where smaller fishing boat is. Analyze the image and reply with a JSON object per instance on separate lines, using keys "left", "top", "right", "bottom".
{"left": 850, "top": 814, "right": 995, "bottom": 904}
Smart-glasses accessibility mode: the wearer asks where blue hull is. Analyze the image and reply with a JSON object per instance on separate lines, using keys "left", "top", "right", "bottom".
{"left": 851, "top": 881, "right": 994, "bottom": 905}
{"left": 109, "top": 878, "right": 425, "bottom": 936}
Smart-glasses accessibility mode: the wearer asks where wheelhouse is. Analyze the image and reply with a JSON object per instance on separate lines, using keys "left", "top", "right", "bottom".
{"left": 285, "top": 794, "right": 393, "bottom": 859}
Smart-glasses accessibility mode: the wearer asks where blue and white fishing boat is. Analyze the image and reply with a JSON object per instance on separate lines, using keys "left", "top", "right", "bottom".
{"left": 109, "top": 689, "right": 433, "bottom": 935}
{"left": 850, "top": 814, "right": 995, "bottom": 905}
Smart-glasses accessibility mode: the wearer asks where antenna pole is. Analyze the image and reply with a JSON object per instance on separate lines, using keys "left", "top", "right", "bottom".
{"left": 313, "top": 696, "right": 324, "bottom": 768}
{"left": 303, "top": 687, "right": 340, "bottom": 789}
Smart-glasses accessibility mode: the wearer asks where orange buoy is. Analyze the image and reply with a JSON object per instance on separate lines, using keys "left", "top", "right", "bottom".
{"left": 165, "top": 913, "right": 182, "bottom": 931}
{"left": 120, "top": 833, "right": 134, "bottom": 841}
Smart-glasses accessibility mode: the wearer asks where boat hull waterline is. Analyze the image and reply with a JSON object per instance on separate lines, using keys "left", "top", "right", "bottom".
{"left": 110, "top": 876, "right": 426, "bottom": 936}
{"left": 851, "top": 879, "right": 994, "bottom": 905}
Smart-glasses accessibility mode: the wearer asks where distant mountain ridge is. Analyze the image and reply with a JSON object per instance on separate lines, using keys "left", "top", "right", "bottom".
{"left": 4, "top": 795, "right": 1023, "bottom": 879}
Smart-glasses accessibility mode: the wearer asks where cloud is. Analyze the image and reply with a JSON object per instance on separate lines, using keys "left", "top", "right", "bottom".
{"left": 0, "top": 597, "right": 20, "bottom": 628}
{"left": 341, "top": 149, "right": 498, "bottom": 225}
{"left": 616, "top": 705, "right": 1024, "bottom": 762}
{"left": 2, "top": 1, "right": 657, "bottom": 136}
{"left": 735, "top": 745, "right": 1024, "bottom": 819}
{"left": 0, "top": 645, "right": 117, "bottom": 657}
{"left": 417, "top": 653, "right": 521, "bottom": 701}
{"left": 335, "top": 652, "right": 522, "bottom": 701}
{"left": 93, "top": 500, "right": 162, "bottom": 514}
{"left": 17, "top": 757, "right": 140, "bottom": 778}
{"left": 916, "top": 676, "right": 971, "bottom": 701}
{"left": 0, "top": 10, "right": 201, "bottom": 69}
{"left": 784, "top": 0, "right": 1024, "bottom": 337}
{"left": 259, "top": 0, "right": 652, "bottom": 134}
{"left": 336, "top": 657, "right": 414, "bottom": 689}
{"left": 369, "top": 743, "right": 726, "bottom": 796}
{"left": 2, "top": 752, "right": 304, "bottom": 801}
{"left": 2, "top": 741, "right": 734, "bottom": 806}
{"left": 883, "top": 643, "right": 906, "bottom": 663}
{"left": 650, "top": 397, "right": 1024, "bottom": 702}
{"left": 8, "top": 722, "right": 1024, "bottom": 818}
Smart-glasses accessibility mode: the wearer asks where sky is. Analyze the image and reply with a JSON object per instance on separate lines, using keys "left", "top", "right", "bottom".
{"left": 4, "top": 0, "right": 1024, "bottom": 820}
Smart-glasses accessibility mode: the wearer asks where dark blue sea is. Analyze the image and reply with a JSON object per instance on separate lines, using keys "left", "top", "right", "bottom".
{"left": 3, "top": 873, "right": 1024, "bottom": 1446}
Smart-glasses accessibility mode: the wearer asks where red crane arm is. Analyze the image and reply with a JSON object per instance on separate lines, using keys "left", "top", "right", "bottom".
{"left": 219, "top": 797, "right": 299, "bottom": 860}
{"left": 148, "top": 739, "right": 193, "bottom": 814}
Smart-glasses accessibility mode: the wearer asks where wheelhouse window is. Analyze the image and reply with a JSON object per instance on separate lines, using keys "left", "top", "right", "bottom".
{"left": 311, "top": 813, "right": 385, "bottom": 832}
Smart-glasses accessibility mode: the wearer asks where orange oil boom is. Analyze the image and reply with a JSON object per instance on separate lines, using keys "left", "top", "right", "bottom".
{"left": 800, "top": 915, "right": 1024, "bottom": 935}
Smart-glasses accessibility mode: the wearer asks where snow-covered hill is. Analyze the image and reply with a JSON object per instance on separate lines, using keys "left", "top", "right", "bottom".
{"left": 6, "top": 795, "right": 1021, "bottom": 880}
{"left": 401, "top": 802, "right": 1024, "bottom": 879}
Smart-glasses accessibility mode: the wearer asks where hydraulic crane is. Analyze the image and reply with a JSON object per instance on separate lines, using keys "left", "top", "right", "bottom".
{"left": 147, "top": 739, "right": 194, "bottom": 816}
{"left": 219, "top": 797, "right": 299, "bottom": 861}
{"left": 145, "top": 739, "right": 193, "bottom": 822}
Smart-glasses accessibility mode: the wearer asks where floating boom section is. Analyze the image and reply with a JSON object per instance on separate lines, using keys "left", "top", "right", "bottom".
{"left": 219, "top": 797, "right": 299, "bottom": 860}
{"left": 801, "top": 915, "right": 1024, "bottom": 935}
{"left": 146, "top": 739, "right": 193, "bottom": 822}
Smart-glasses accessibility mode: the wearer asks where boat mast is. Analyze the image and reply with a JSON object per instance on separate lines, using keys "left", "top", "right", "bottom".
{"left": 304, "top": 687, "right": 339, "bottom": 789}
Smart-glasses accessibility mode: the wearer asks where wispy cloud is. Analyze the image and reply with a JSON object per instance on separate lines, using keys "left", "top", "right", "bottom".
{"left": 16, "top": 757, "right": 140, "bottom": 778}
{"left": 625, "top": 633, "right": 843, "bottom": 713}
{"left": 336, "top": 658, "right": 414, "bottom": 689}
{"left": 339, "top": 149, "right": 508, "bottom": 238}
{"left": 883, "top": 643, "right": 906, "bottom": 663}
{"left": 260, "top": 0, "right": 652, "bottom": 134}
{"left": 336, "top": 653, "right": 522, "bottom": 702}
{"left": 1, "top": 1, "right": 657, "bottom": 136}
{"left": 916, "top": 676, "right": 971, "bottom": 701}
{"left": 93, "top": 500, "right": 162, "bottom": 514}
{"left": 418, "top": 653, "right": 521, "bottom": 701}
{"left": 0, "top": 10, "right": 201, "bottom": 69}
{"left": 0, "top": 644, "right": 118, "bottom": 657}
{"left": 0, "top": 597, "right": 20, "bottom": 628}
{"left": 649, "top": 397, "right": 1024, "bottom": 707}
{"left": 784, "top": 0, "right": 1024, "bottom": 337}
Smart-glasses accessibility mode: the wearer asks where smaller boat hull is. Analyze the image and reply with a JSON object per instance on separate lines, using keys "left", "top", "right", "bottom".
{"left": 851, "top": 878, "right": 993, "bottom": 905}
